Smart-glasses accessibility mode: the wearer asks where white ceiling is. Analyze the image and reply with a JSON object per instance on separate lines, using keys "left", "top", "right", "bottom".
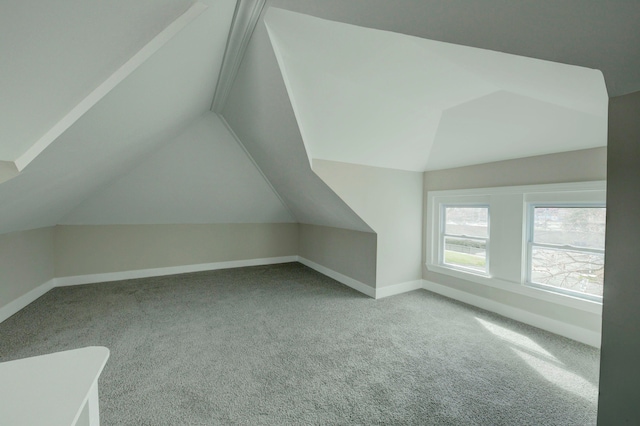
{"left": 0, "top": 0, "right": 193, "bottom": 162}
{"left": 267, "top": 0, "right": 640, "bottom": 98}
{"left": 265, "top": 8, "right": 608, "bottom": 172}
{"left": 222, "top": 18, "right": 373, "bottom": 233}
{"left": 0, "top": 0, "right": 238, "bottom": 234}
{"left": 1, "top": 0, "right": 638, "bottom": 234}
{"left": 62, "top": 113, "right": 294, "bottom": 225}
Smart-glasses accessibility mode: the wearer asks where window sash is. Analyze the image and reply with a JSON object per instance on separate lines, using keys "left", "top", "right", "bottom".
{"left": 439, "top": 204, "right": 490, "bottom": 275}
{"left": 526, "top": 203, "right": 605, "bottom": 301}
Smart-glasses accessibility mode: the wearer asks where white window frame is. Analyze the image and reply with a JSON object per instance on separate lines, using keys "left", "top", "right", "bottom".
{"left": 426, "top": 181, "right": 606, "bottom": 314}
{"left": 526, "top": 202, "right": 606, "bottom": 302}
{"left": 440, "top": 204, "right": 490, "bottom": 276}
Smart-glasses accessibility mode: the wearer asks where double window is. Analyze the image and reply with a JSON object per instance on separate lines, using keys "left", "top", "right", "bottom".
{"left": 426, "top": 182, "right": 606, "bottom": 304}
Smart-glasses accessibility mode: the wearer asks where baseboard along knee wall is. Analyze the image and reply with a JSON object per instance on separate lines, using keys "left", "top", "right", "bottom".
{"left": 0, "top": 256, "right": 599, "bottom": 348}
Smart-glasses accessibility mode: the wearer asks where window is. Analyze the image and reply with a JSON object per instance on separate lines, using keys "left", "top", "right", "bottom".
{"left": 441, "top": 205, "right": 489, "bottom": 274}
{"left": 426, "top": 181, "right": 606, "bottom": 310}
{"left": 527, "top": 205, "right": 605, "bottom": 300}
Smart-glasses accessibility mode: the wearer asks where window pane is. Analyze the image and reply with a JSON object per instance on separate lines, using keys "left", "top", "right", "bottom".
{"left": 531, "top": 247, "right": 604, "bottom": 297}
{"left": 444, "top": 236, "right": 486, "bottom": 272}
{"left": 445, "top": 207, "right": 488, "bottom": 238}
{"left": 533, "top": 207, "right": 606, "bottom": 249}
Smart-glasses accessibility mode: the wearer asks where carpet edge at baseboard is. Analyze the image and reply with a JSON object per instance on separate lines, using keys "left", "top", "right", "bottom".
{"left": 54, "top": 256, "right": 300, "bottom": 287}
{"left": 422, "top": 279, "right": 601, "bottom": 348}
{"left": 0, "top": 279, "right": 56, "bottom": 323}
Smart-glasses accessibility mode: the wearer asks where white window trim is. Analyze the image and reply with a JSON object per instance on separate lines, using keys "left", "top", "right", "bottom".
{"left": 426, "top": 181, "right": 606, "bottom": 314}
{"left": 525, "top": 202, "right": 605, "bottom": 303}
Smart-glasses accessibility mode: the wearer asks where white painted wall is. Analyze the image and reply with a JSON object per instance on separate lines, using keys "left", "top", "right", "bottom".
{"left": 312, "top": 160, "right": 423, "bottom": 287}
{"left": 62, "top": 113, "right": 294, "bottom": 225}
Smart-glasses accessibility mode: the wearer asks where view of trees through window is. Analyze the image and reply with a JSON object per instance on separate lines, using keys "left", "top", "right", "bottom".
{"left": 530, "top": 207, "right": 606, "bottom": 298}
{"left": 443, "top": 206, "right": 489, "bottom": 273}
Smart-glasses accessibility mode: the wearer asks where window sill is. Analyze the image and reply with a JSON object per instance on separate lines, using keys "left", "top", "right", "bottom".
{"left": 425, "top": 263, "right": 602, "bottom": 315}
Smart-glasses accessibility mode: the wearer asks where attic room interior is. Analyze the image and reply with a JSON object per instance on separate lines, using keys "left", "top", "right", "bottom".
{"left": 1, "top": 0, "right": 639, "bottom": 424}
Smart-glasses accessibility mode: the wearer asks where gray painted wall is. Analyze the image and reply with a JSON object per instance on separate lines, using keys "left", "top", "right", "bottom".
{"left": 0, "top": 227, "right": 55, "bottom": 309}
{"left": 312, "top": 160, "right": 422, "bottom": 287}
{"left": 299, "top": 224, "right": 377, "bottom": 288}
{"left": 424, "top": 147, "right": 606, "bottom": 191}
{"left": 55, "top": 223, "right": 299, "bottom": 277}
{"left": 598, "top": 91, "right": 640, "bottom": 424}
{"left": 423, "top": 147, "right": 607, "bottom": 334}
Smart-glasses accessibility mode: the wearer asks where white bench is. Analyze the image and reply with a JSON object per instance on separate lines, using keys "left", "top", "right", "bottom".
{"left": 0, "top": 346, "right": 110, "bottom": 426}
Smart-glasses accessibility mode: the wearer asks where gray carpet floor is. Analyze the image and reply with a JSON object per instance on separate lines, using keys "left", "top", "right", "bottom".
{"left": 0, "top": 262, "right": 599, "bottom": 425}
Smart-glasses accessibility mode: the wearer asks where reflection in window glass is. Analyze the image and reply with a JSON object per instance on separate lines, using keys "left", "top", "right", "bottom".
{"left": 533, "top": 207, "right": 606, "bottom": 249}
{"left": 444, "top": 237, "right": 487, "bottom": 272}
{"left": 445, "top": 207, "right": 489, "bottom": 238}
{"left": 529, "top": 206, "right": 606, "bottom": 299}
{"left": 442, "top": 206, "right": 489, "bottom": 274}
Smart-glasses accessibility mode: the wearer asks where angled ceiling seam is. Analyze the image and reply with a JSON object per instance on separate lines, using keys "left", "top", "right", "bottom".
{"left": 7, "top": 2, "right": 208, "bottom": 178}
{"left": 218, "top": 116, "right": 299, "bottom": 222}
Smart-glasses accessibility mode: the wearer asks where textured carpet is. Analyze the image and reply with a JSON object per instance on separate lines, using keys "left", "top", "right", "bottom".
{"left": 0, "top": 263, "right": 599, "bottom": 425}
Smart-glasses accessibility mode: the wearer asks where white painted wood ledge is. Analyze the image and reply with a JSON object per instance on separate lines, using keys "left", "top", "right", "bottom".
{"left": 0, "top": 346, "right": 110, "bottom": 426}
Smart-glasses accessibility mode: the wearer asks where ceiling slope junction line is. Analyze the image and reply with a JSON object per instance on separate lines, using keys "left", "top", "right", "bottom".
{"left": 11, "top": 2, "right": 208, "bottom": 175}
{"left": 211, "top": 0, "right": 266, "bottom": 113}
{"left": 263, "top": 8, "right": 608, "bottom": 173}
{"left": 219, "top": 115, "right": 298, "bottom": 222}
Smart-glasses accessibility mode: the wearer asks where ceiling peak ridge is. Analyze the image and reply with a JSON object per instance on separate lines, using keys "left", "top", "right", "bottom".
{"left": 10, "top": 2, "right": 208, "bottom": 175}
{"left": 217, "top": 114, "right": 298, "bottom": 222}
{"left": 211, "top": 0, "right": 266, "bottom": 113}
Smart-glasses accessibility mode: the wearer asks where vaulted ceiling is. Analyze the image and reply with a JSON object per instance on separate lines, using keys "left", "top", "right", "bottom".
{"left": 1, "top": 0, "right": 638, "bottom": 235}
{"left": 265, "top": 8, "right": 607, "bottom": 171}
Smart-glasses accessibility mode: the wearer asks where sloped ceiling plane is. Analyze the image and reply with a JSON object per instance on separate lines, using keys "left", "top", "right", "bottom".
{"left": 1, "top": 0, "right": 638, "bottom": 235}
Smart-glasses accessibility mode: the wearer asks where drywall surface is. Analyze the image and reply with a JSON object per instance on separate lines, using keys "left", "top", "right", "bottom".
{"left": 54, "top": 223, "right": 298, "bottom": 277}
{"left": 423, "top": 148, "right": 607, "bottom": 334}
{"left": 424, "top": 147, "right": 606, "bottom": 191}
{"left": 313, "top": 160, "right": 423, "bottom": 287}
{"left": 266, "top": 0, "right": 639, "bottom": 97}
{"left": 598, "top": 91, "right": 640, "bottom": 424}
{"left": 0, "top": 0, "right": 235, "bottom": 235}
{"left": 0, "top": 0, "right": 192, "bottom": 161}
{"left": 222, "top": 19, "right": 371, "bottom": 233}
{"left": 0, "top": 227, "right": 55, "bottom": 309}
{"left": 265, "top": 7, "right": 607, "bottom": 172}
{"left": 298, "top": 224, "right": 376, "bottom": 288}
{"left": 61, "top": 113, "right": 294, "bottom": 225}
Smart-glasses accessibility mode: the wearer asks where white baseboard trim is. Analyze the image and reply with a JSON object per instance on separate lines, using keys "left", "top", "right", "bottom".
{"left": 376, "top": 280, "right": 424, "bottom": 299}
{"left": 297, "top": 256, "right": 376, "bottom": 298}
{"left": 55, "top": 256, "right": 299, "bottom": 287}
{"left": 422, "top": 280, "right": 601, "bottom": 348}
{"left": 0, "top": 279, "right": 56, "bottom": 323}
